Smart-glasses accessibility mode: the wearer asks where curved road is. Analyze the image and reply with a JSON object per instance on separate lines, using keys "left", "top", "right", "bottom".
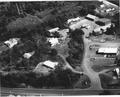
{"left": 81, "top": 34, "right": 102, "bottom": 90}
{"left": 58, "top": 27, "right": 103, "bottom": 90}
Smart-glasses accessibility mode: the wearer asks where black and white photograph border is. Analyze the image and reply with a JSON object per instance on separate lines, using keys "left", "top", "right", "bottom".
{"left": 0, "top": 0, "right": 120, "bottom": 96}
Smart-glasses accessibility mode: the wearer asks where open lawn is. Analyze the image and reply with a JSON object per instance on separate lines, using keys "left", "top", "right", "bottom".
{"left": 91, "top": 58, "right": 116, "bottom": 72}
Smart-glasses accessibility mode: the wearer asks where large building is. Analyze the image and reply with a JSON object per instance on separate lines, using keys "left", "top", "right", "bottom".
{"left": 96, "top": 47, "right": 119, "bottom": 55}
{"left": 48, "top": 27, "right": 59, "bottom": 33}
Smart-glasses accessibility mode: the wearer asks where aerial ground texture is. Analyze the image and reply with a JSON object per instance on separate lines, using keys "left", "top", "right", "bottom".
{"left": 0, "top": 0, "right": 120, "bottom": 96}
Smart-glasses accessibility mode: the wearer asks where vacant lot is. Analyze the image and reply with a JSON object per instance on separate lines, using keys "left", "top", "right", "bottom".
{"left": 91, "top": 57, "right": 116, "bottom": 72}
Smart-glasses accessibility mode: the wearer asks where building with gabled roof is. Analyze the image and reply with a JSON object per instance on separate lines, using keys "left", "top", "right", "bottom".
{"left": 42, "top": 60, "right": 58, "bottom": 69}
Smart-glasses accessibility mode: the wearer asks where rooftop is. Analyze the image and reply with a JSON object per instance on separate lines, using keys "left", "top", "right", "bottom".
{"left": 43, "top": 60, "right": 58, "bottom": 69}
{"left": 23, "top": 51, "right": 35, "bottom": 59}
{"left": 86, "top": 14, "right": 99, "bottom": 21}
{"left": 47, "top": 38, "right": 59, "bottom": 46}
{"left": 67, "top": 17, "right": 81, "bottom": 24}
{"left": 4, "top": 38, "right": 20, "bottom": 48}
{"left": 48, "top": 27, "right": 59, "bottom": 33}
{"left": 98, "top": 47, "right": 118, "bottom": 54}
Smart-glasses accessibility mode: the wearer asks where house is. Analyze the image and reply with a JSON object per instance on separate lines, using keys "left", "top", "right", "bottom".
{"left": 67, "top": 17, "right": 81, "bottom": 25}
{"left": 100, "top": 4, "right": 105, "bottom": 8}
{"left": 42, "top": 60, "right": 58, "bottom": 69}
{"left": 23, "top": 51, "right": 35, "bottom": 59}
{"left": 33, "top": 60, "right": 58, "bottom": 74}
{"left": 85, "top": 14, "right": 99, "bottom": 21}
{"left": 4, "top": 38, "right": 20, "bottom": 48}
{"left": 113, "top": 68, "right": 120, "bottom": 78}
{"left": 47, "top": 38, "right": 59, "bottom": 46}
{"left": 99, "top": 0, "right": 119, "bottom": 8}
{"left": 96, "top": 47, "right": 119, "bottom": 56}
{"left": 48, "top": 27, "right": 59, "bottom": 33}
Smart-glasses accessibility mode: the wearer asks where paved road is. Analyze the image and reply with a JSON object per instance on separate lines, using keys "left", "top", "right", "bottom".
{"left": 1, "top": 87, "right": 104, "bottom": 96}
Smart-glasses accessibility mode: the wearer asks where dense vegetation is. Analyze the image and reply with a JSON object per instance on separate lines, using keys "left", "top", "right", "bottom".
{"left": 66, "top": 29, "right": 84, "bottom": 68}
{"left": 0, "top": 2, "right": 86, "bottom": 88}
{"left": 1, "top": 68, "right": 80, "bottom": 88}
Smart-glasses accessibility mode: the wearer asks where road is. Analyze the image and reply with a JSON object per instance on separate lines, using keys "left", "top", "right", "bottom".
{"left": 81, "top": 25, "right": 120, "bottom": 90}
{"left": 58, "top": 54, "right": 83, "bottom": 74}
{"left": 81, "top": 33, "right": 103, "bottom": 90}
{"left": 1, "top": 87, "right": 105, "bottom": 96}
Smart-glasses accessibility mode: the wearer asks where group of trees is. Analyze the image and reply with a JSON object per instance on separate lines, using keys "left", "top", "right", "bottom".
{"left": 66, "top": 29, "right": 84, "bottom": 68}
{"left": 1, "top": 67, "right": 80, "bottom": 88}
{"left": 0, "top": 1, "right": 90, "bottom": 88}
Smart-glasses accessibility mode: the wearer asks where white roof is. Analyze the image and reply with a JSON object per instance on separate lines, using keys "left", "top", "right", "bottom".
{"left": 48, "top": 27, "right": 59, "bottom": 33}
{"left": 86, "top": 14, "right": 99, "bottom": 20}
{"left": 43, "top": 60, "right": 58, "bottom": 69}
{"left": 69, "top": 19, "right": 88, "bottom": 30}
{"left": 100, "top": 4, "right": 105, "bottom": 8}
{"left": 98, "top": 47, "right": 118, "bottom": 54}
{"left": 47, "top": 38, "right": 59, "bottom": 46}
{"left": 4, "top": 38, "right": 20, "bottom": 48}
{"left": 114, "top": 68, "right": 120, "bottom": 75}
{"left": 23, "top": 51, "right": 35, "bottom": 59}
{"left": 67, "top": 17, "right": 81, "bottom": 24}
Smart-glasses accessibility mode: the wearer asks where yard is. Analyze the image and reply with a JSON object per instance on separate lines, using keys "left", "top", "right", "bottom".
{"left": 91, "top": 57, "right": 116, "bottom": 72}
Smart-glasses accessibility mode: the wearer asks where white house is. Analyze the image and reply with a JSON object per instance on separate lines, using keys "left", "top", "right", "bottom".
{"left": 47, "top": 38, "right": 59, "bottom": 46}
{"left": 67, "top": 17, "right": 81, "bottom": 24}
{"left": 100, "top": 4, "right": 105, "bottom": 8}
{"left": 23, "top": 51, "right": 35, "bottom": 59}
{"left": 4, "top": 38, "right": 20, "bottom": 48}
{"left": 48, "top": 27, "right": 59, "bottom": 33}
{"left": 42, "top": 60, "right": 58, "bottom": 69}
{"left": 97, "top": 47, "right": 118, "bottom": 55}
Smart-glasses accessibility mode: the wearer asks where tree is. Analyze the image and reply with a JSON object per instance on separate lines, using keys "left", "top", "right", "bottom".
{"left": 49, "top": 49, "right": 58, "bottom": 56}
